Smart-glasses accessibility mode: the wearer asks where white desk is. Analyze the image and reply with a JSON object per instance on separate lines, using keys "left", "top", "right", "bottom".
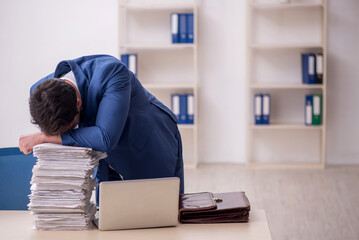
{"left": 0, "top": 210, "right": 272, "bottom": 240}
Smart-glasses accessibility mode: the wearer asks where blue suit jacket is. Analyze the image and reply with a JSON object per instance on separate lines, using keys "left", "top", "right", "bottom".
{"left": 31, "top": 55, "right": 184, "bottom": 193}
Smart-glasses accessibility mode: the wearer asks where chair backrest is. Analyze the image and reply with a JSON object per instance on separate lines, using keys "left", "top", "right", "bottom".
{"left": 0, "top": 148, "right": 36, "bottom": 210}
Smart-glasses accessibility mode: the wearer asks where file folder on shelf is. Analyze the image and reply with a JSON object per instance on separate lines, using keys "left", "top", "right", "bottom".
{"left": 179, "top": 14, "right": 187, "bottom": 43}
{"left": 312, "top": 94, "right": 322, "bottom": 125}
{"left": 302, "top": 53, "right": 316, "bottom": 84}
{"left": 254, "top": 94, "right": 262, "bottom": 125}
{"left": 121, "top": 54, "right": 129, "bottom": 68}
{"left": 316, "top": 53, "right": 323, "bottom": 84}
{"left": 171, "top": 94, "right": 180, "bottom": 122}
{"left": 187, "top": 94, "right": 194, "bottom": 124}
{"left": 262, "top": 94, "right": 270, "bottom": 125}
{"left": 186, "top": 13, "right": 194, "bottom": 44}
{"left": 121, "top": 54, "right": 137, "bottom": 76}
{"left": 305, "top": 95, "right": 313, "bottom": 126}
{"left": 179, "top": 94, "right": 188, "bottom": 124}
{"left": 171, "top": 13, "right": 179, "bottom": 44}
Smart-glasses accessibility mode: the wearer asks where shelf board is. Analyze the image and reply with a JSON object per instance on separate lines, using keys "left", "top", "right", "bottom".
{"left": 121, "top": 4, "right": 195, "bottom": 11}
{"left": 120, "top": 43, "right": 195, "bottom": 50}
{"left": 184, "top": 161, "right": 198, "bottom": 169}
{"left": 249, "top": 83, "right": 324, "bottom": 89}
{"left": 250, "top": 123, "right": 323, "bottom": 130}
{"left": 143, "top": 83, "right": 196, "bottom": 90}
{"left": 249, "top": 2, "right": 324, "bottom": 10}
{"left": 250, "top": 43, "right": 323, "bottom": 49}
{"left": 178, "top": 124, "right": 196, "bottom": 130}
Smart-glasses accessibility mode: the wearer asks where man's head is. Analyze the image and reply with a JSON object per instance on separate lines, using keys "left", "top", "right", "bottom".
{"left": 29, "top": 78, "right": 82, "bottom": 135}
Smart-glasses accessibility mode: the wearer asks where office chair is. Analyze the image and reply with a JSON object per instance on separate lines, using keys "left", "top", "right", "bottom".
{"left": 0, "top": 148, "right": 36, "bottom": 210}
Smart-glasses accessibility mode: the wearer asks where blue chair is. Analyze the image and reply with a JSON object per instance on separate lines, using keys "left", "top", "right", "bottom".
{"left": 0, "top": 148, "right": 36, "bottom": 210}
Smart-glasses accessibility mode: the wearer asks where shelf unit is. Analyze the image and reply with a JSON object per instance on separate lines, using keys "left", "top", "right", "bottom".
{"left": 119, "top": 0, "right": 199, "bottom": 168}
{"left": 245, "top": 0, "right": 327, "bottom": 168}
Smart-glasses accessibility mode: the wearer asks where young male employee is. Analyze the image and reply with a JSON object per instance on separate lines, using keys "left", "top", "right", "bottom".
{"left": 19, "top": 54, "right": 184, "bottom": 194}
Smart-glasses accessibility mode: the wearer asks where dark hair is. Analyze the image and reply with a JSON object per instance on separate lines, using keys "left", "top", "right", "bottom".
{"left": 29, "top": 78, "right": 79, "bottom": 135}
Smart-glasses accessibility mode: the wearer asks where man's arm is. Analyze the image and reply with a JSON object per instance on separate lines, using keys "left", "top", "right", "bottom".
{"left": 19, "top": 133, "right": 61, "bottom": 154}
{"left": 60, "top": 70, "right": 131, "bottom": 152}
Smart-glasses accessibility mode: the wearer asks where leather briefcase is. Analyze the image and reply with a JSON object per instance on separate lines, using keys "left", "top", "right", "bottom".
{"left": 179, "top": 192, "right": 250, "bottom": 223}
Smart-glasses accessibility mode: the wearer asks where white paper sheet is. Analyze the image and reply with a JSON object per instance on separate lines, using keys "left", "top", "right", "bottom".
{"left": 28, "top": 143, "right": 106, "bottom": 230}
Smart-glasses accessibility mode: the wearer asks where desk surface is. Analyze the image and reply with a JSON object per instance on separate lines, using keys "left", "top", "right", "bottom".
{"left": 0, "top": 210, "right": 272, "bottom": 240}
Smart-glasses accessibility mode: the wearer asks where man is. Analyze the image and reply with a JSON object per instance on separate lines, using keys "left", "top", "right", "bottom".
{"left": 19, "top": 54, "right": 184, "bottom": 194}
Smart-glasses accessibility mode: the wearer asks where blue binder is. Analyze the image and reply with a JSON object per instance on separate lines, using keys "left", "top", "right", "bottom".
{"left": 121, "top": 54, "right": 137, "bottom": 75}
{"left": 179, "top": 14, "right": 187, "bottom": 43}
{"left": 128, "top": 54, "right": 137, "bottom": 76}
{"left": 120, "top": 54, "right": 129, "bottom": 68}
{"left": 187, "top": 94, "right": 194, "bottom": 124}
{"left": 186, "top": 13, "right": 194, "bottom": 43}
{"left": 171, "top": 94, "right": 180, "bottom": 122}
{"left": 254, "top": 94, "right": 262, "bottom": 125}
{"left": 179, "top": 94, "right": 188, "bottom": 124}
{"left": 302, "top": 53, "right": 316, "bottom": 84}
{"left": 305, "top": 95, "right": 313, "bottom": 126}
{"left": 171, "top": 13, "right": 179, "bottom": 43}
{"left": 262, "top": 94, "right": 270, "bottom": 125}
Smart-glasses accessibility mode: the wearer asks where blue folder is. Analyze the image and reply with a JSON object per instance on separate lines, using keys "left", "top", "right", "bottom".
{"left": 171, "top": 94, "right": 180, "bottom": 122}
{"left": 179, "top": 94, "right": 188, "bottom": 124}
{"left": 120, "top": 54, "right": 129, "bottom": 68}
{"left": 262, "top": 94, "right": 270, "bottom": 125}
{"left": 179, "top": 14, "right": 187, "bottom": 43}
{"left": 186, "top": 13, "right": 194, "bottom": 43}
{"left": 121, "top": 54, "right": 137, "bottom": 75}
{"left": 187, "top": 94, "right": 194, "bottom": 124}
{"left": 171, "top": 13, "right": 179, "bottom": 43}
{"left": 254, "top": 94, "right": 262, "bottom": 125}
{"left": 302, "top": 53, "right": 316, "bottom": 84}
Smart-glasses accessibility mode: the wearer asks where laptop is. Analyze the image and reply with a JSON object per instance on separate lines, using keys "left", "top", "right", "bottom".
{"left": 93, "top": 177, "right": 180, "bottom": 231}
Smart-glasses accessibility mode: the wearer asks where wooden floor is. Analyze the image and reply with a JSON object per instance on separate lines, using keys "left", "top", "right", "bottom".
{"left": 184, "top": 163, "right": 359, "bottom": 240}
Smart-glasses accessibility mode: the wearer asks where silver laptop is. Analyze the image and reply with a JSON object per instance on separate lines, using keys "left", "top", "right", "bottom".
{"left": 94, "top": 177, "right": 180, "bottom": 231}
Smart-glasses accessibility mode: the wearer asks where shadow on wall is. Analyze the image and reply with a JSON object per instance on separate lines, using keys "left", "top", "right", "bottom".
{"left": 0, "top": 148, "right": 36, "bottom": 210}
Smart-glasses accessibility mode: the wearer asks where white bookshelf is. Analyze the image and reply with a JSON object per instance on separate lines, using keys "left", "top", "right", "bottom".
{"left": 250, "top": 43, "right": 323, "bottom": 49}
{"left": 120, "top": 43, "right": 195, "bottom": 50}
{"left": 246, "top": 0, "right": 327, "bottom": 168}
{"left": 119, "top": 0, "right": 199, "bottom": 168}
{"left": 249, "top": 1, "right": 324, "bottom": 9}
{"left": 143, "top": 83, "right": 197, "bottom": 90}
{"left": 250, "top": 83, "right": 324, "bottom": 89}
{"left": 121, "top": 3, "right": 194, "bottom": 11}
{"left": 250, "top": 123, "right": 323, "bottom": 130}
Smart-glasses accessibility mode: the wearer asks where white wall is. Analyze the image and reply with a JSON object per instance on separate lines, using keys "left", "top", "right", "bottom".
{"left": 0, "top": 0, "right": 118, "bottom": 147}
{"left": 198, "top": 0, "right": 246, "bottom": 163}
{"left": 326, "top": 0, "right": 359, "bottom": 164}
{"left": 0, "top": 0, "right": 358, "bottom": 164}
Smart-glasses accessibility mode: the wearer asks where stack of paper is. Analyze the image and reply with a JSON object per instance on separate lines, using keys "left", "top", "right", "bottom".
{"left": 28, "top": 143, "right": 107, "bottom": 230}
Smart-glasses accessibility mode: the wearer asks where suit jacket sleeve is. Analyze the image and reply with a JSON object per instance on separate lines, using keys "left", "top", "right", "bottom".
{"left": 61, "top": 70, "right": 131, "bottom": 153}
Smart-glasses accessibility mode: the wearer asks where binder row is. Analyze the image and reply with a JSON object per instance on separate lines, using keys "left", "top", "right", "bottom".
{"left": 121, "top": 54, "right": 137, "bottom": 76}
{"left": 254, "top": 94, "right": 271, "bottom": 125}
{"left": 171, "top": 94, "right": 194, "bottom": 124}
{"left": 302, "top": 53, "right": 323, "bottom": 84}
{"left": 305, "top": 94, "right": 322, "bottom": 126}
{"left": 171, "top": 13, "right": 194, "bottom": 44}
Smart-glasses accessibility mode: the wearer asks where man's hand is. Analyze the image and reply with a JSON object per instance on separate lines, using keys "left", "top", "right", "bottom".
{"left": 19, "top": 133, "right": 62, "bottom": 154}
{"left": 19, "top": 133, "right": 45, "bottom": 154}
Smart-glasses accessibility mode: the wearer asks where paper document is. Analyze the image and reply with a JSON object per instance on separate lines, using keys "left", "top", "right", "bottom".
{"left": 28, "top": 143, "right": 107, "bottom": 230}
